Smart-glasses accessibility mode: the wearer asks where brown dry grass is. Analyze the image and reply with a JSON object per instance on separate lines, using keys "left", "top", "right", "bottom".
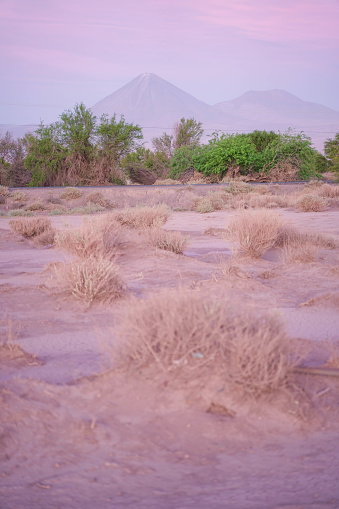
{"left": 276, "top": 226, "right": 336, "bottom": 263}
{"left": 55, "top": 216, "right": 123, "bottom": 259}
{"left": 0, "top": 314, "right": 40, "bottom": 366}
{"left": 25, "top": 200, "right": 46, "bottom": 211}
{"left": 116, "top": 289, "right": 297, "bottom": 396}
{"left": 114, "top": 204, "right": 170, "bottom": 229}
{"left": 146, "top": 228, "right": 189, "bottom": 254}
{"left": 84, "top": 191, "right": 111, "bottom": 208}
{"left": 296, "top": 194, "right": 328, "bottom": 212}
{"left": 10, "top": 190, "right": 28, "bottom": 202}
{"left": 60, "top": 187, "right": 83, "bottom": 200}
{"left": 33, "top": 228, "right": 56, "bottom": 247}
{"left": 9, "top": 217, "right": 52, "bottom": 238}
{"left": 53, "top": 257, "right": 124, "bottom": 304}
{"left": 229, "top": 209, "right": 285, "bottom": 258}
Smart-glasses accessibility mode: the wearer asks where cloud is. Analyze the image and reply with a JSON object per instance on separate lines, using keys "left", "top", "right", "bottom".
{"left": 194, "top": 0, "right": 339, "bottom": 47}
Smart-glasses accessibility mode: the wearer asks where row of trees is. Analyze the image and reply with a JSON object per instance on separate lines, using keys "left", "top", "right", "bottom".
{"left": 0, "top": 103, "right": 338, "bottom": 187}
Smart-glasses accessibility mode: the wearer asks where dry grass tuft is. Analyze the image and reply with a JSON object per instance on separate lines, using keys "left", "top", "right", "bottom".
{"left": 117, "top": 289, "right": 296, "bottom": 396}
{"left": 25, "top": 200, "right": 46, "bottom": 211}
{"left": 296, "top": 194, "right": 328, "bottom": 212}
{"left": 191, "top": 196, "right": 214, "bottom": 213}
{"left": 154, "top": 179, "right": 181, "bottom": 185}
{"left": 8, "top": 209, "right": 34, "bottom": 217}
{"left": 55, "top": 216, "right": 123, "bottom": 259}
{"left": 146, "top": 228, "right": 189, "bottom": 254}
{"left": 114, "top": 204, "right": 170, "bottom": 229}
{"left": 229, "top": 209, "right": 285, "bottom": 258}
{"left": 60, "top": 187, "right": 83, "bottom": 200}
{"left": 315, "top": 183, "right": 339, "bottom": 199}
{"left": 10, "top": 190, "right": 28, "bottom": 202}
{"left": 0, "top": 314, "right": 40, "bottom": 366}
{"left": 33, "top": 228, "right": 56, "bottom": 246}
{"left": 54, "top": 257, "right": 123, "bottom": 304}
{"left": 0, "top": 185, "right": 9, "bottom": 196}
{"left": 225, "top": 181, "right": 253, "bottom": 194}
{"left": 9, "top": 217, "right": 52, "bottom": 238}
{"left": 85, "top": 191, "right": 111, "bottom": 208}
{"left": 276, "top": 226, "right": 336, "bottom": 263}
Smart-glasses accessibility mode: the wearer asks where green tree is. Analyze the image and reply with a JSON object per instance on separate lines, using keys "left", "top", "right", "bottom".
{"left": 173, "top": 117, "right": 203, "bottom": 148}
{"left": 324, "top": 132, "right": 339, "bottom": 175}
{"left": 25, "top": 104, "right": 143, "bottom": 186}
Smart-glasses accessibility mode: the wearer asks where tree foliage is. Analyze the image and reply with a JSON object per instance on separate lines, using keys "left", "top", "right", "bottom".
{"left": 189, "top": 129, "right": 321, "bottom": 180}
{"left": 324, "top": 132, "right": 339, "bottom": 175}
{"left": 0, "top": 131, "right": 30, "bottom": 186}
{"left": 25, "top": 104, "right": 143, "bottom": 186}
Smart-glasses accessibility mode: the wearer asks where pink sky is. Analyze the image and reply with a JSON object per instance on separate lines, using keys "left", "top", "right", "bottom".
{"left": 0, "top": 0, "right": 338, "bottom": 124}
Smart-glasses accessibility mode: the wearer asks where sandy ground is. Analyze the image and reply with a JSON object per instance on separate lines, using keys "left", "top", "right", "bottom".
{"left": 1, "top": 187, "right": 339, "bottom": 509}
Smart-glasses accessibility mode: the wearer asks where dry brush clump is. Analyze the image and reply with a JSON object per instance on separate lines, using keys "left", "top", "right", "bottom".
{"left": 116, "top": 289, "right": 297, "bottom": 396}
{"left": 229, "top": 209, "right": 285, "bottom": 258}
{"left": 9, "top": 217, "right": 52, "bottom": 238}
{"left": 55, "top": 216, "right": 123, "bottom": 259}
{"left": 296, "top": 194, "right": 328, "bottom": 212}
{"left": 53, "top": 256, "right": 124, "bottom": 304}
{"left": 84, "top": 191, "right": 112, "bottom": 208}
{"left": 10, "top": 190, "right": 28, "bottom": 202}
{"left": 114, "top": 204, "right": 170, "bottom": 229}
{"left": 24, "top": 200, "right": 46, "bottom": 211}
{"left": 276, "top": 226, "right": 336, "bottom": 263}
{"left": 60, "top": 187, "right": 83, "bottom": 200}
{"left": 146, "top": 228, "right": 189, "bottom": 254}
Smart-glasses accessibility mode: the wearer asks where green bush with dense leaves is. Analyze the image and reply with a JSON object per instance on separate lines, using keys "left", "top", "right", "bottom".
{"left": 189, "top": 129, "right": 321, "bottom": 180}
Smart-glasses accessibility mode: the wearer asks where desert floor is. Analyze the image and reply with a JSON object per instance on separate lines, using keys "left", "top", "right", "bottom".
{"left": 1, "top": 184, "right": 339, "bottom": 509}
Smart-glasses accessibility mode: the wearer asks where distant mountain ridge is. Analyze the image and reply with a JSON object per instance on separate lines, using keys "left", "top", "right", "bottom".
{"left": 91, "top": 74, "right": 339, "bottom": 151}
{"left": 2, "top": 74, "right": 339, "bottom": 151}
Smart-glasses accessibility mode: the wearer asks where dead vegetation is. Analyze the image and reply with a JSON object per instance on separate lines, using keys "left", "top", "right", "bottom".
{"left": 228, "top": 209, "right": 285, "bottom": 258}
{"left": 9, "top": 217, "right": 52, "bottom": 238}
{"left": 53, "top": 256, "right": 124, "bottom": 304}
{"left": 146, "top": 228, "right": 189, "bottom": 254}
{"left": 60, "top": 187, "right": 83, "bottom": 200}
{"left": 116, "top": 289, "right": 298, "bottom": 396}
{"left": 296, "top": 194, "right": 328, "bottom": 212}
{"left": 114, "top": 204, "right": 170, "bottom": 228}
{"left": 54, "top": 216, "right": 124, "bottom": 259}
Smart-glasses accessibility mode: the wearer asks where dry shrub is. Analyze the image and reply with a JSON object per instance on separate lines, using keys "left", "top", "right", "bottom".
{"left": 85, "top": 191, "right": 111, "bottom": 208}
{"left": 60, "top": 187, "right": 83, "bottom": 200}
{"left": 117, "top": 289, "right": 295, "bottom": 396}
{"left": 268, "top": 160, "right": 299, "bottom": 181}
{"left": 55, "top": 216, "right": 123, "bottom": 259}
{"left": 69, "top": 203, "right": 105, "bottom": 214}
{"left": 315, "top": 183, "right": 339, "bottom": 199}
{"left": 154, "top": 179, "right": 181, "bottom": 186}
{"left": 229, "top": 209, "right": 285, "bottom": 258}
{"left": 9, "top": 217, "right": 52, "bottom": 238}
{"left": 33, "top": 228, "right": 56, "bottom": 246}
{"left": 191, "top": 197, "right": 214, "bottom": 213}
{"left": 228, "top": 193, "right": 292, "bottom": 210}
{"left": 296, "top": 194, "right": 328, "bottom": 212}
{"left": 0, "top": 314, "right": 40, "bottom": 366}
{"left": 54, "top": 257, "right": 123, "bottom": 304}
{"left": 225, "top": 181, "right": 253, "bottom": 194}
{"left": 48, "top": 206, "right": 68, "bottom": 215}
{"left": 114, "top": 204, "right": 170, "bottom": 228}
{"left": 146, "top": 228, "right": 189, "bottom": 254}
{"left": 0, "top": 185, "right": 9, "bottom": 197}
{"left": 11, "top": 190, "right": 28, "bottom": 202}
{"left": 8, "top": 209, "right": 34, "bottom": 217}
{"left": 276, "top": 226, "right": 336, "bottom": 263}
{"left": 25, "top": 200, "right": 46, "bottom": 211}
